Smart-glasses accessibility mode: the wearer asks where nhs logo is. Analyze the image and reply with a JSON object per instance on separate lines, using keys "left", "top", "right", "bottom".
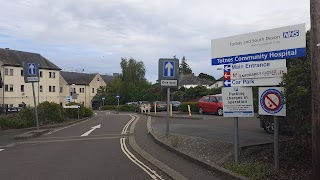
{"left": 283, "top": 30, "right": 299, "bottom": 38}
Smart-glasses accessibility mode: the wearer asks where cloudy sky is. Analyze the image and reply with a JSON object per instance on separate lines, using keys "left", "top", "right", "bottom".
{"left": 0, "top": 0, "right": 310, "bottom": 83}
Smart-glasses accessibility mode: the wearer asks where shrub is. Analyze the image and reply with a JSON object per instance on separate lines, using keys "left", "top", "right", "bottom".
{"left": 228, "top": 162, "right": 274, "bottom": 180}
{"left": 179, "top": 102, "right": 199, "bottom": 112}
{"left": 118, "top": 105, "right": 136, "bottom": 112}
{"left": 101, "top": 105, "right": 117, "bottom": 110}
{"left": 37, "top": 101, "right": 66, "bottom": 124}
{"left": 0, "top": 108, "right": 36, "bottom": 129}
{"left": 65, "top": 102, "right": 84, "bottom": 119}
{"left": 83, "top": 107, "right": 93, "bottom": 117}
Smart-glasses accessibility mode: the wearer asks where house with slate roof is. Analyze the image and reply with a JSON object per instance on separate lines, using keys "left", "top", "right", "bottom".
{"left": 0, "top": 48, "right": 117, "bottom": 108}
{"left": 179, "top": 74, "right": 214, "bottom": 88}
{"left": 0, "top": 48, "right": 61, "bottom": 108}
{"left": 59, "top": 71, "right": 107, "bottom": 107}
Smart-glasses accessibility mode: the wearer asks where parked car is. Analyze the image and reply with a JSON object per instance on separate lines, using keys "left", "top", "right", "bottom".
{"left": 259, "top": 115, "right": 294, "bottom": 134}
{"left": 198, "top": 94, "right": 223, "bottom": 116}
{"left": 170, "top": 101, "right": 181, "bottom": 111}
{"left": 151, "top": 101, "right": 167, "bottom": 112}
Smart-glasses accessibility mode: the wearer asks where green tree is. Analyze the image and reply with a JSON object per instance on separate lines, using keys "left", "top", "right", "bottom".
{"left": 198, "top": 73, "right": 216, "bottom": 82}
{"left": 179, "top": 56, "right": 193, "bottom": 75}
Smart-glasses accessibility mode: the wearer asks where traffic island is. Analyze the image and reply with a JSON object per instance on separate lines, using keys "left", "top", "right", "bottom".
{"left": 147, "top": 117, "right": 248, "bottom": 180}
{"left": 14, "top": 129, "right": 50, "bottom": 139}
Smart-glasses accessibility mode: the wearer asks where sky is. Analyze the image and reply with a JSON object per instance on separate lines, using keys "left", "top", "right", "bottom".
{"left": 0, "top": 0, "right": 310, "bottom": 83}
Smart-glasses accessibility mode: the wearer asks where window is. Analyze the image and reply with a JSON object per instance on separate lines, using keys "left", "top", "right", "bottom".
{"left": 5, "top": 84, "right": 13, "bottom": 92}
{"left": 40, "top": 71, "right": 43, "bottom": 78}
{"left": 80, "top": 88, "right": 84, "bottom": 93}
{"left": 92, "top": 88, "right": 94, "bottom": 93}
{"left": 97, "top": 78, "right": 99, "bottom": 81}
{"left": 21, "top": 70, "right": 24, "bottom": 76}
{"left": 21, "top": 85, "right": 24, "bottom": 92}
{"left": 49, "top": 72, "right": 55, "bottom": 78}
{"left": 4, "top": 68, "right": 13, "bottom": 76}
{"left": 60, "top": 87, "right": 63, "bottom": 93}
{"left": 49, "top": 86, "right": 56, "bottom": 92}
{"left": 40, "top": 85, "right": 43, "bottom": 92}
{"left": 204, "top": 96, "right": 210, "bottom": 102}
{"left": 209, "top": 96, "right": 217, "bottom": 102}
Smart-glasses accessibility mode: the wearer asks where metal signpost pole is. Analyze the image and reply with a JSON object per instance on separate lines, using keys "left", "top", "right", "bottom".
{"left": 117, "top": 98, "right": 119, "bottom": 113}
{"left": 234, "top": 117, "right": 239, "bottom": 163}
{"left": 274, "top": 116, "right": 279, "bottom": 171}
{"left": 166, "top": 88, "right": 170, "bottom": 136}
{"left": 31, "top": 82, "right": 39, "bottom": 130}
{"left": 78, "top": 106, "right": 80, "bottom": 120}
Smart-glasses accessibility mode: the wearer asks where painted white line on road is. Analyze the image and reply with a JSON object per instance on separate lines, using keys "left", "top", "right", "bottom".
{"left": 81, "top": 124, "right": 101, "bottom": 137}
{"left": 121, "top": 115, "right": 135, "bottom": 134}
{"left": 0, "top": 149, "right": 4, "bottom": 152}
{"left": 120, "top": 138, "right": 163, "bottom": 180}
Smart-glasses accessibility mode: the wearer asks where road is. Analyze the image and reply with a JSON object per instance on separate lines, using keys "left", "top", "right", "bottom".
{"left": 152, "top": 113, "right": 277, "bottom": 146}
{"left": 0, "top": 111, "right": 221, "bottom": 180}
{"left": 0, "top": 112, "right": 167, "bottom": 180}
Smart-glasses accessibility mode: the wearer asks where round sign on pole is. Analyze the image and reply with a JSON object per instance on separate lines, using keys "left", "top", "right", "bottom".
{"left": 116, "top": 95, "right": 120, "bottom": 99}
{"left": 259, "top": 87, "right": 286, "bottom": 116}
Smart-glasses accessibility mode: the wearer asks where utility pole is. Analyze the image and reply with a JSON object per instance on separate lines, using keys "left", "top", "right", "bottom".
{"left": 310, "top": 1, "right": 320, "bottom": 179}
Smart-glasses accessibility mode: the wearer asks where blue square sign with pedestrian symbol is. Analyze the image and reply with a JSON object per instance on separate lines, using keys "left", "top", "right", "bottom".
{"left": 164, "top": 61, "right": 175, "bottom": 77}
{"left": 28, "top": 63, "right": 36, "bottom": 75}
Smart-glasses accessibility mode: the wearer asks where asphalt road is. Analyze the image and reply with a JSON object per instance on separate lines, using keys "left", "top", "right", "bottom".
{"left": 152, "top": 113, "right": 276, "bottom": 146}
{"left": 0, "top": 111, "right": 170, "bottom": 180}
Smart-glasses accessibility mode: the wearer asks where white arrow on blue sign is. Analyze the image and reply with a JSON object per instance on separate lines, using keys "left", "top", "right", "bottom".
{"left": 28, "top": 63, "right": 36, "bottom": 75}
{"left": 164, "top": 61, "right": 174, "bottom": 77}
{"left": 116, "top": 95, "right": 120, "bottom": 99}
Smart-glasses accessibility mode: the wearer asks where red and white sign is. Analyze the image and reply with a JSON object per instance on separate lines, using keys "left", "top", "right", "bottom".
{"left": 259, "top": 87, "right": 286, "bottom": 116}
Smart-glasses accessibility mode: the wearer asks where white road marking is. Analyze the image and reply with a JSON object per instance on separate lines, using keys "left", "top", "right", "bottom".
{"left": 106, "top": 112, "right": 111, "bottom": 115}
{"left": 0, "top": 149, "right": 4, "bottom": 152}
{"left": 81, "top": 124, "right": 101, "bottom": 137}
{"left": 120, "top": 115, "right": 164, "bottom": 180}
{"left": 120, "top": 138, "right": 163, "bottom": 180}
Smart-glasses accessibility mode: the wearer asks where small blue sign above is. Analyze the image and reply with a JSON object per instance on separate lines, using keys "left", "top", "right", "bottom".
{"left": 28, "top": 63, "right": 36, "bottom": 75}
{"left": 224, "top": 80, "right": 231, "bottom": 87}
{"left": 116, "top": 95, "right": 120, "bottom": 99}
{"left": 67, "top": 96, "right": 71, "bottom": 103}
{"left": 102, "top": 97, "right": 106, "bottom": 101}
{"left": 163, "top": 61, "right": 175, "bottom": 77}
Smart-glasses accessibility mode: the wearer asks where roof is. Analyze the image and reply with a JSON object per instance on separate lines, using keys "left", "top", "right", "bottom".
{"left": 60, "top": 71, "right": 97, "bottom": 85}
{"left": 101, "top": 75, "right": 115, "bottom": 84}
{"left": 0, "top": 48, "right": 61, "bottom": 70}
{"left": 179, "top": 74, "right": 213, "bottom": 86}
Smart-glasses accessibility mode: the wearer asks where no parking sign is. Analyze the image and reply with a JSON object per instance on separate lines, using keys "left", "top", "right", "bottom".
{"left": 259, "top": 87, "right": 286, "bottom": 116}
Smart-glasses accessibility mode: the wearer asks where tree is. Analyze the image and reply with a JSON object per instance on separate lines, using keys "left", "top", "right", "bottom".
{"left": 118, "top": 58, "right": 151, "bottom": 103}
{"left": 179, "top": 56, "right": 193, "bottom": 75}
{"left": 198, "top": 73, "right": 216, "bottom": 82}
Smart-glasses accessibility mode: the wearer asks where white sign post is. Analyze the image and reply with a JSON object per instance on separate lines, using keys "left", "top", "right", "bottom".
{"left": 222, "top": 87, "right": 254, "bottom": 164}
{"left": 212, "top": 24, "right": 306, "bottom": 65}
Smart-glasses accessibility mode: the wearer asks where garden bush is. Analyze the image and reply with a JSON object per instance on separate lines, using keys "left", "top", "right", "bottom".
{"left": 38, "top": 101, "right": 66, "bottom": 124}
{"left": 101, "top": 105, "right": 117, "bottom": 110}
{"left": 118, "top": 105, "right": 136, "bottom": 112}
{"left": 179, "top": 102, "right": 199, "bottom": 112}
{"left": 0, "top": 108, "right": 36, "bottom": 129}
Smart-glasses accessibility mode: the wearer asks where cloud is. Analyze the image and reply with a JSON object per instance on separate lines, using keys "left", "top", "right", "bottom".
{"left": 0, "top": 0, "right": 310, "bottom": 82}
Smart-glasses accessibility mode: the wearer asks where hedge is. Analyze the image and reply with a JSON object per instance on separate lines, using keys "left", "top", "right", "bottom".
{"left": 0, "top": 108, "right": 36, "bottom": 129}
{"left": 179, "top": 102, "right": 199, "bottom": 112}
{"left": 38, "top": 101, "right": 66, "bottom": 124}
{"left": 101, "top": 105, "right": 117, "bottom": 110}
{"left": 65, "top": 102, "right": 93, "bottom": 119}
{"left": 118, "top": 105, "right": 136, "bottom": 112}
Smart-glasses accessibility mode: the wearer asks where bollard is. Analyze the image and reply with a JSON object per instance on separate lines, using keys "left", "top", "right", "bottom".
{"left": 170, "top": 104, "right": 173, "bottom": 117}
{"left": 148, "top": 104, "right": 150, "bottom": 114}
{"left": 188, "top": 105, "right": 192, "bottom": 116}
{"left": 154, "top": 103, "right": 157, "bottom": 114}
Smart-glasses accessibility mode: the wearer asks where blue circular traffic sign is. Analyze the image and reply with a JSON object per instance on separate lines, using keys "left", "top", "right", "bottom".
{"left": 260, "top": 88, "right": 284, "bottom": 114}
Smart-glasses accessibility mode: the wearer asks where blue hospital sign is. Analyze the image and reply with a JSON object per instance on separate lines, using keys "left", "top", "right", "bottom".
{"left": 163, "top": 61, "right": 175, "bottom": 77}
